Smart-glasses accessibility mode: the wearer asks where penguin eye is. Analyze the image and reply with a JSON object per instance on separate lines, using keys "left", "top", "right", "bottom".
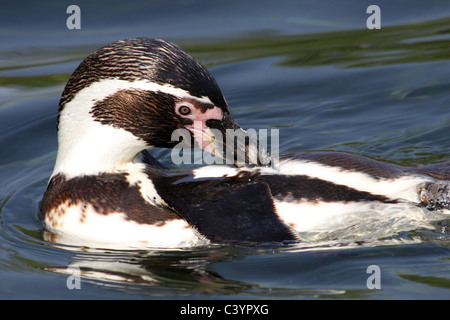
{"left": 178, "top": 105, "right": 192, "bottom": 116}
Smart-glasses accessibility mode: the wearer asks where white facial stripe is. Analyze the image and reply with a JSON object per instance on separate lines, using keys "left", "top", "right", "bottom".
{"left": 53, "top": 78, "right": 214, "bottom": 178}
{"left": 77, "top": 78, "right": 214, "bottom": 106}
{"left": 54, "top": 116, "right": 147, "bottom": 178}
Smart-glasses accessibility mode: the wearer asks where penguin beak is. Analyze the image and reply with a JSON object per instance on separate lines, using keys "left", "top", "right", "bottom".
{"left": 188, "top": 113, "right": 272, "bottom": 167}
{"left": 221, "top": 114, "right": 273, "bottom": 167}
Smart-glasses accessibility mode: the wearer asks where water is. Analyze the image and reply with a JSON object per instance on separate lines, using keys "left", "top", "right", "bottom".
{"left": 1, "top": 0, "right": 449, "bottom": 300}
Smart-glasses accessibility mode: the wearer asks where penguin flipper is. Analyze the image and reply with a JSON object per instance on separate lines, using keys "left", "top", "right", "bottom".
{"left": 162, "top": 179, "right": 297, "bottom": 244}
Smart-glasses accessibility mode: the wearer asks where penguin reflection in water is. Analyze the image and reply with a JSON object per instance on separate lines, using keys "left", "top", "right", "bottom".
{"left": 40, "top": 38, "right": 450, "bottom": 248}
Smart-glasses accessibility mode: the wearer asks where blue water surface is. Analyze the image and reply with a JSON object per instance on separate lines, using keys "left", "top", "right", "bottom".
{"left": 0, "top": 0, "right": 449, "bottom": 300}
